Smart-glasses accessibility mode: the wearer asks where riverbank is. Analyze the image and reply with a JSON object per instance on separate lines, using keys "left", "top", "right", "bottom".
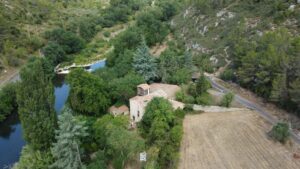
{"left": 0, "top": 60, "right": 106, "bottom": 168}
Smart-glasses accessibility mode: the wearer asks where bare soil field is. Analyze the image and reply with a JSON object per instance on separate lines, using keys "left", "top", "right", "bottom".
{"left": 179, "top": 111, "right": 300, "bottom": 169}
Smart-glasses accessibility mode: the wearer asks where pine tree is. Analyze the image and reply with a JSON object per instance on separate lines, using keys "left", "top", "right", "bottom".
{"left": 132, "top": 39, "right": 158, "bottom": 82}
{"left": 289, "top": 78, "right": 300, "bottom": 108}
{"left": 270, "top": 73, "right": 288, "bottom": 103}
{"left": 17, "top": 58, "right": 57, "bottom": 150}
{"left": 51, "top": 108, "right": 88, "bottom": 169}
{"left": 196, "top": 73, "right": 211, "bottom": 95}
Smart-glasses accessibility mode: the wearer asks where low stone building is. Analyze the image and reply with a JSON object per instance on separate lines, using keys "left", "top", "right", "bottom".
{"left": 129, "top": 83, "right": 184, "bottom": 122}
{"left": 109, "top": 105, "right": 129, "bottom": 117}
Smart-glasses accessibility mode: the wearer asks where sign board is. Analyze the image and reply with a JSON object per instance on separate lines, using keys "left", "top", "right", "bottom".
{"left": 140, "top": 152, "right": 147, "bottom": 162}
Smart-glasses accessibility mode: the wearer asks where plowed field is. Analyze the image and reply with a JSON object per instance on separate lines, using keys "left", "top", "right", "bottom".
{"left": 179, "top": 111, "right": 300, "bottom": 169}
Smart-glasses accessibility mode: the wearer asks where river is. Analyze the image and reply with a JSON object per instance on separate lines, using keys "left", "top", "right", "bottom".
{"left": 0, "top": 60, "right": 106, "bottom": 168}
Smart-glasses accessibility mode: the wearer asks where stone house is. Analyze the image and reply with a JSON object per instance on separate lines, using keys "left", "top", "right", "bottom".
{"left": 109, "top": 105, "right": 129, "bottom": 116}
{"left": 129, "top": 83, "right": 184, "bottom": 122}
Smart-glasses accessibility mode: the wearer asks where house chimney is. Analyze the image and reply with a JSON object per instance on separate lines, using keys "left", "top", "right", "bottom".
{"left": 137, "top": 84, "right": 150, "bottom": 96}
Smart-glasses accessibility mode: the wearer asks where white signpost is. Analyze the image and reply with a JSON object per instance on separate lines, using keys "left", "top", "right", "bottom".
{"left": 140, "top": 152, "right": 147, "bottom": 162}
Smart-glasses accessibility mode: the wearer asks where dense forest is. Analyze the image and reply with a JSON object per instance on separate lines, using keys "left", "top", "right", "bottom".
{"left": 0, "top": 0, "right": 300, "bottom": 168}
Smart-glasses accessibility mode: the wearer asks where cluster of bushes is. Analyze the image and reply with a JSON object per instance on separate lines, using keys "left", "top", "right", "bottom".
{"left": 176, "top": 74, "right": 213, "bottom": 105}
{"left": 139, "top": 98, "right": 184, "bottom": 168}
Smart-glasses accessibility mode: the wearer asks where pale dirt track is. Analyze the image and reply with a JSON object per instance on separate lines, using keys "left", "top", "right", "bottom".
{"left": 179, "top": 111, "right": 300, "bottom": 169}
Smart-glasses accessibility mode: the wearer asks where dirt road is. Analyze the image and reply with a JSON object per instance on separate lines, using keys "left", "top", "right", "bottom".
{"left": 0, "top": 69, "right": 20, "bottom": 88}
{"left": 179, "top": 111, "right": 300, "bottom": 169}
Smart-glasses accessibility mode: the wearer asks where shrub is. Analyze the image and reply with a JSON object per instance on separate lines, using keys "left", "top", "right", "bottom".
{"left": 26, "top": 36, "right": 44, "bottom": 52}
{"left": 168, "top": 68, "right": 192, "bottom": 85}
{"left": 103, "top": 31, "right": 111, "bottom": 38}
{"left": 220, "top": 92, "right": 234, "bottom": 107}
{"left": 196, "top": 92, "right": 213, "bottom": 105}
{"left": 220, "top": 69, "right": 235, "bottom": 81}
{"left": 87, "top": 150, "right": 107, "bottom": 169}
{"left": 176, "top": 91, "right": 195, "bottom": 104}
{"left": 269, "top": 122, "right": 290, "bottom": 143}
{"left": 183, "top": 104, "right": 194, "bottom": 112}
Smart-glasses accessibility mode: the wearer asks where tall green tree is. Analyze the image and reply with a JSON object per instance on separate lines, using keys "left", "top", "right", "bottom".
{"left": 42, "top": 42, "right": 66, "bottom": 65}
{"left": 140, "top": 98, "right": 175, "bottom": 138}
{"left": 109, "top": 73, "right": 144, "bottom": 102}
{"left": 132, "top": 40, "right": 158, "bottom": 82}
{"left": 51, "top": 108, "right": 88, "bottom": 169}
{"left": 0, "top": 82, "right": 18, "bottom": 122}
{"left": 17, "top": 58, "right": 57, "bottom": 150}
{"left": 196, "top": 73, "right": 211, "bottom": 96}
{"left": 67, "top": 69, "right": 110, "bottom": 116}
{"left": 139, "top": 97, "right": 183, "bottom": 168}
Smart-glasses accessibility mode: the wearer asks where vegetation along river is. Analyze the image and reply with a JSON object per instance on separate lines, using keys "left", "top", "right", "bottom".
{"left": 0, "top": 60, "right": 106, "bottom": 168}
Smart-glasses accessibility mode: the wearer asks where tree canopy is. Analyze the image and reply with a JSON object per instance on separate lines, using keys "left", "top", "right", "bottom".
{"left": 67, "top": 69, "right": 110, "bottom": 116}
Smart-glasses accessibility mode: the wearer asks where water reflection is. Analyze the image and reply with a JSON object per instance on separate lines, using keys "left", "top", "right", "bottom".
{"left": 0, "top": 113, "right": 19, "bottom": 139}
{"left": 0, "top": 113, "right": 25, "bottom": 168}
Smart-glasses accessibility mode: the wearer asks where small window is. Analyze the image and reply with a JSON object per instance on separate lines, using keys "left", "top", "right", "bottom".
{"left": 138, "top": 111, "right": 140, "bottom": 117}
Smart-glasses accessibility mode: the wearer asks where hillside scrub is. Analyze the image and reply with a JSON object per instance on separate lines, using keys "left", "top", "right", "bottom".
{"left": 173, "top": 0, "right": 300, "bottom": 115}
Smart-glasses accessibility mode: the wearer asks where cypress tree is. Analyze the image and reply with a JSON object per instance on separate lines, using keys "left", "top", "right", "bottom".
{"left": 17, "top": 58, "right": 57, "bottom": 150}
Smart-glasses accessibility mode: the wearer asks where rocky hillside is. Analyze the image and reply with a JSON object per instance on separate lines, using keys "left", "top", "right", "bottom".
{"left": 172, "top": 0, "right": 300, "bottom": 114}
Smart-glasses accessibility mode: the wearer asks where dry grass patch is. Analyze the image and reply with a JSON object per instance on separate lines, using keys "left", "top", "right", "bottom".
{"left": 179, "top": 110, "right": 300, "bottom": 169}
